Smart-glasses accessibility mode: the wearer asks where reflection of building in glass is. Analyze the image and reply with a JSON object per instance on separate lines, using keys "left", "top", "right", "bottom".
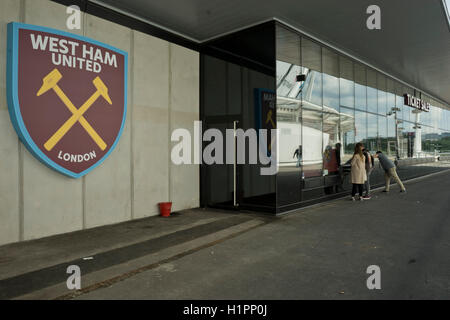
{"left": 276, "top": 26, "right": 450, "bottom": 169}
{"left": 275, "top": 24, "right": 450, "bottom": 206}
{"left": 277, "top": 96, "right": 354, "bottom": 172}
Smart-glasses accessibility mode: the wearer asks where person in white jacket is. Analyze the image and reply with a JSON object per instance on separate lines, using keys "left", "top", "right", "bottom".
{"left": 350, "top": 143, "right": 367, "bottom": 201}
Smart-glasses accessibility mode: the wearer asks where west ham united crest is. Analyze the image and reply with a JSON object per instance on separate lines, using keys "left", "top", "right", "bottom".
{"left": 7, "top": 22, "right": 128, "bottom": 178}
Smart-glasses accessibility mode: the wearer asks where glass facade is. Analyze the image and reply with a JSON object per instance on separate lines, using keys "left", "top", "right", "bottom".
{"left": 201, "top": 21, "right": 450, "bottom": 213}
{"left": 276, "top": 24, "right": 450, "bottom": 207}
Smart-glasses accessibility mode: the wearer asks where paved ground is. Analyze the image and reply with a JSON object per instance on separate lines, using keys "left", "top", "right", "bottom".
{"left": 78, "top": 170, "right": 450, "bottom": 300}
{"left": 1, "top": 165, "right": 449, "bottom": 300}
{"left": 0, "top": 209, "right": 270, "bottom": 299}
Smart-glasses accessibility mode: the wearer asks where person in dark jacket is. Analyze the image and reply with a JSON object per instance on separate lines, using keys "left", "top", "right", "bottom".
{"left": 362, "top": 149, "right": 374, "bottom": 199}
{"left": 293, "top": 146, "right": 302, "bottom": 168}
{"left": 335, "top": 143, "right": 341, "bottom": 168}
{"left": 374, "top": 151, "right": 406, "bottom": 192}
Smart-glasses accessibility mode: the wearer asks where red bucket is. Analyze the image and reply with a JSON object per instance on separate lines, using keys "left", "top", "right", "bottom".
{"left": 158, "top": 202, "right": 172, "bottom": 217}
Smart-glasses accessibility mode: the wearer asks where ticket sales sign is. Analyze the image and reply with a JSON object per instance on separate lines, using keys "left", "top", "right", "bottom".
{"left": 403, "top": 93, "right": 430, "bottom": 112}
{"left": 7, "top": 22, "right": 128, "bottom": 178}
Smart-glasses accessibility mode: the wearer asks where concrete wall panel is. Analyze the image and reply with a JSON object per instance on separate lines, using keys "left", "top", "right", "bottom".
{"left": 170, "top": 44, "right": 200, "bottom": 211}
{"left": 0, "top": 0, "right": 21, "bottom": 245}
{"left": 132, "top": 31, "right": 170, "bottom": 218}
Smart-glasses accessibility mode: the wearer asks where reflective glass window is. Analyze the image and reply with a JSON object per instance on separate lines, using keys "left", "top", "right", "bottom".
{"left": 386, "top": 78, "right": 396, "bottom": 120}
{"left": 301, "top": 38, "right": 322, "bottom": 107}
{"left": 339, "top": 56, "right": 354, "bottom": 109}
{"left": 399, "top": 122, "right": 412, "bottom": 158}
{"left": 322, "top": 48, "right": 339, "bottom": 111}
{"left": 322, "top": 48, "right": 340, "bottom": 177}
{"left": 378, "top": 115, "right": 388, "bottom": 153}
{"left": 355, "top": 111, "right": 367, "bottom": 144}
{"left": 276, "top": 27, "right": 301, "bottom": 169}
{"left": 367, "top": 113, "right": 378, "bottom": 151}
{"left": 340, "top": 107, "right": 355, "bottom": 161}
{"left": 367, "top": 69, "right": 377, "bottom": 114}
{"left": 387, "top": 113, "right": 396, "bottom": 156}
{"left": 301, "top": 38, "right": 323, "bottom": 177}
{"left": 354, "top": 63, "right": 366, "bottom": 111}
{"left": 302, "top": 107, "right": 323, "bottom": 177}
{"left": 377, "top": 73, "right": 387, "bottom": 116}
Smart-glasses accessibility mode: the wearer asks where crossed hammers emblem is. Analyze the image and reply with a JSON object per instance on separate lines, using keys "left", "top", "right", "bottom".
{"left": 265, "top": 109, "right": 275, "bottom": 128}
{"left": 36, "top": 68, "right": 112, "bottom": 151}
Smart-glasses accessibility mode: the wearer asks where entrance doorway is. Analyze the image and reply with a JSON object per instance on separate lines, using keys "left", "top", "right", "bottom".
{"left": 200, "top": 55, "right": 276, "bottom": 213}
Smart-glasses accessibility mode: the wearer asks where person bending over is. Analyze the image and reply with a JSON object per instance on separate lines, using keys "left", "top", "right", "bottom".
{"left": 374, "top": 151, "right": 406, "bottom": 193}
